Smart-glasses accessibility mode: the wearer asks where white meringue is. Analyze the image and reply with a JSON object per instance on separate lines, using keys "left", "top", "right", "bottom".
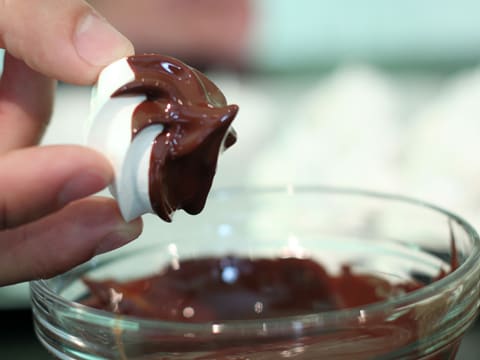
{"left": 86, "top": 58, "right": 163, "bottom": 221}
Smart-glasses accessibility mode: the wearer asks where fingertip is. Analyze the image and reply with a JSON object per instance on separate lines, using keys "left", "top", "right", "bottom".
{"left": 57, "top": 169, "right": 111, "bottom": 207}
{"left": 74, "top": 11, "right": 134, "bottom": 69}
{"left": 94, "top": 216, "right": 143, "bottom": 256}
{"left": 53, "top": 145, "right": 115, "bottom": 206}
{"left": 70, "top": 6, "right": 135, "bottom": 84}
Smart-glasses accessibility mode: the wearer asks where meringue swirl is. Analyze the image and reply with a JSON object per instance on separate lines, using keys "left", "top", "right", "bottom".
{"left": 87, "top": 54, "right": 238, "bottom": 221}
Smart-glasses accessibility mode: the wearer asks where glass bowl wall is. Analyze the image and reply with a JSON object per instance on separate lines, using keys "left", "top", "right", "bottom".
{"left": 31, "top": 187, "right": 480, "bottom": 359}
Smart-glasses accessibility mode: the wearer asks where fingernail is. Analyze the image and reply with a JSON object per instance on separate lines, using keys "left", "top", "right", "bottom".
{"left": 74, "top": 12, "right": 134, "bottom": 67}
{"left": 59, "top": 171, "right": 110, "bottom": 206}
{"left": 95, "top": 220, "right": 143, "bottom": 255}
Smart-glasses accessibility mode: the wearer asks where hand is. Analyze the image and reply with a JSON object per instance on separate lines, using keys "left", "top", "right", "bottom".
{"left": 0, "top": 0, "right": 141, "bottom": 286}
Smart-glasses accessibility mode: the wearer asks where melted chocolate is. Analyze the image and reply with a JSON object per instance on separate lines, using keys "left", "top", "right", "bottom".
{"left": 82, "top": 256, "right": 460, "bottom": 358}
{"left": 83, "top": 257, "right": 424, "bottom": 322}
{"left": 112, "top": 55, "right": 238, "bottom": 221}
{"left": 82, "top": 228, "right": 461, "bottom": 358}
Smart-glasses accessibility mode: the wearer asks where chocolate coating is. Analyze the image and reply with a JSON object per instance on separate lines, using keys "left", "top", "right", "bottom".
{"left": 112, "top": 54, "right": 238, "bottom": 221}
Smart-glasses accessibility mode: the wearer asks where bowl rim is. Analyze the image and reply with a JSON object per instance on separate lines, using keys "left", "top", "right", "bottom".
{"left": 30, "top": 185, "right": 480, "bottom": 331}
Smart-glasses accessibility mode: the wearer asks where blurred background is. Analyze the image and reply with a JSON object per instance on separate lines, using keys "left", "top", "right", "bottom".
{"left": 3, "top": 0, "right": 480, "bottom": 358}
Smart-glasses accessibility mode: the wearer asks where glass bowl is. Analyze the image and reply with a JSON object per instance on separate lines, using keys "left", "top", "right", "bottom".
{"left": 31, "top": 187, "right": 480, "bottom": 359}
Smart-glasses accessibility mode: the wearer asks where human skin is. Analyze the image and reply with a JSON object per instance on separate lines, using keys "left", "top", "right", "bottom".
{"left": 0, "top": 0, "right": 142, "bottom": 285}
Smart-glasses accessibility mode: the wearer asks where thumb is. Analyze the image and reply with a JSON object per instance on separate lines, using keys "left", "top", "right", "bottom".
{"left": 0, "top": 0, "right": 134, "bottom": 85}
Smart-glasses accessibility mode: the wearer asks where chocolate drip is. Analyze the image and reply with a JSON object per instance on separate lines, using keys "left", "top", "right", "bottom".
{"left": 112, "top": 54, "right": 238, "bottom": 221}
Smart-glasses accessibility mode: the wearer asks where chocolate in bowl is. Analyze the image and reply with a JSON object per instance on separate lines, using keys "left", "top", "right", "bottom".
{"left": 30, "top": 187, "right": 480, "bottom": 359}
